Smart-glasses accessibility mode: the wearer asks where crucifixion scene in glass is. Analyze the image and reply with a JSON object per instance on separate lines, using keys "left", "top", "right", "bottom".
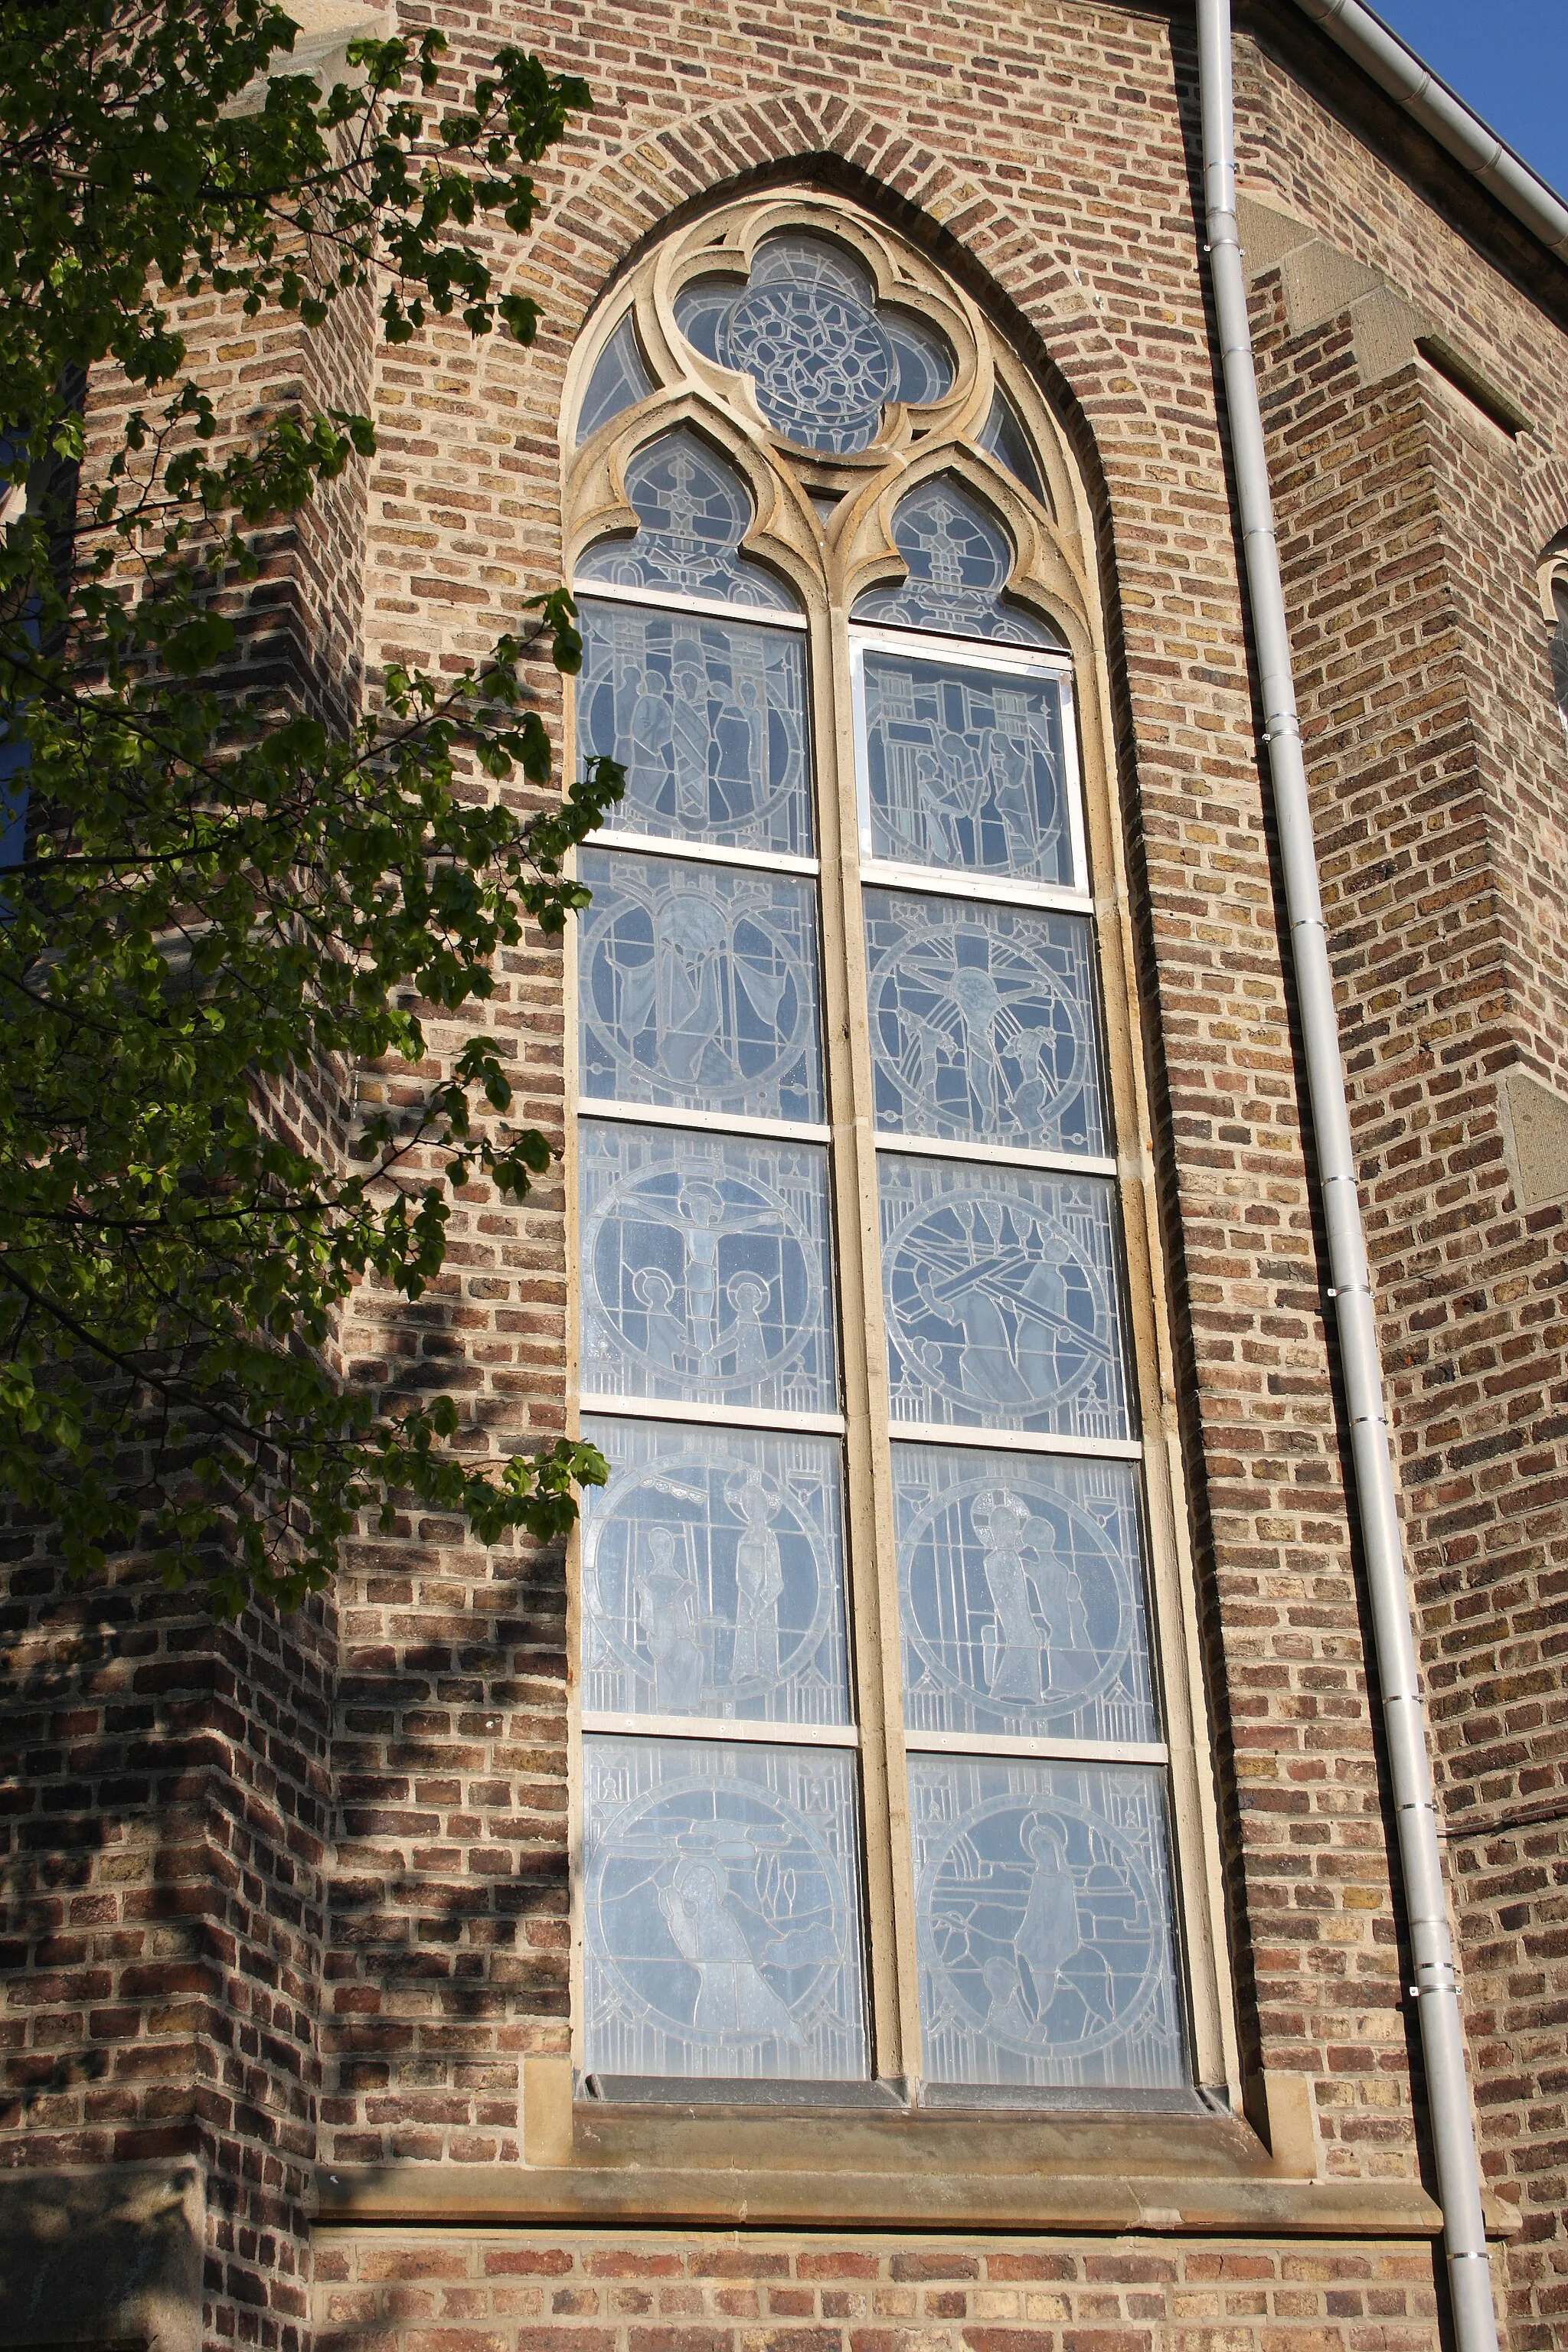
{"left": 570, "top": 219, "right": 1187, "bottom": 2099}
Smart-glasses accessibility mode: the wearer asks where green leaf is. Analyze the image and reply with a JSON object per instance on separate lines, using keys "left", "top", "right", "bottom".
{"left": 0, "top": 0, "right": 603, "bottom": 1611}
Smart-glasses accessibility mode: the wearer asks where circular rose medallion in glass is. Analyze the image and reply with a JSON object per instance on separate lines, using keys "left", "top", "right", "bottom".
{"left": 719, "top": 282, "right": 897, "bottom": 449}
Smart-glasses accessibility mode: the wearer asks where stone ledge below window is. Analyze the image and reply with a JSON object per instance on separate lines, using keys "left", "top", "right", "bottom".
{"left": 314, "top": 2162, "right": 1466, "bottom": 2241}
{"left": 315, "top": 2066, "right": 1524, "bottom": 2239}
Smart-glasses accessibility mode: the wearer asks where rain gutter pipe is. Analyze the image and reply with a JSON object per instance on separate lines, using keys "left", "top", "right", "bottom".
{"left": 1193, "top": 6, "right": 1499, "bottom": 2350}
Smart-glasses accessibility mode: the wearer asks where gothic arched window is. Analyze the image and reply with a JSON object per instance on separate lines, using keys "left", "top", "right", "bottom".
{"left": 563, "top": 199, "right": 1233, "bottom": 2111}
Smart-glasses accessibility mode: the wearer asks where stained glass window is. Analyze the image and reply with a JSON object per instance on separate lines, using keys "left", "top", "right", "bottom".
{"left": 577, "top": 599, "right": 813, "bottom": 858}
{"left": 852, "top": 480, "right": 1062, "bottom": 645}
{"left": 858, "top": 647, "right": 1075, "bottom": 883}
{"left": 580, "top": 1122, "right": 838, "bottom": 1416}
{"left": 578, "top": 312, "right": 656, "bottom": 445}
{"left": 1549, "top": 564, "right": 1568, "bottom": 730}
{"left": 579, "top": 849, "right": 825, "bottom": 1121}
{"left": 977, "top": 390, "right": 1047, "bottom": 508}
{"left": 864, "top": 891, "right": 1107, "bottom": 1154}
{"left": 909, "top": 1758, "right": 1184, "bottom": 2089}
{"left": 583, "top": 1736, "right": 869, "bottom": 2081}
{"left": 893, "top": 1444, "right": 1156, "bottom": 1745}
{"left": 582, "top": 1418, "right": 852, "bottom": 1726}
{"left": 676, "top": 234, "right": 954, "bottom": 454}
{"left": 574, "top": 385, "right": 866, "bottom": 2086}
{"left": 572, "top": 215, "right": 1191, "bottom": 2107}
{"left": 577, "top": 429, "right": 794, "bottom": 611}
{"left": 879, "top": 1158, "right": 1130, "bottom": 1439}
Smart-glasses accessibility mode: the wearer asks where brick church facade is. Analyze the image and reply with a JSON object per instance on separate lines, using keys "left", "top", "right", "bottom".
{"left": 3, "top": 3, "right": 1567, "bottom": 2352}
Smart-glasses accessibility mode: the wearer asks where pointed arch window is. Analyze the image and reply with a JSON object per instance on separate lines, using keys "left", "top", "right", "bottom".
{"left": 564, "top": 202, "right": 1233, "bottom": 2113}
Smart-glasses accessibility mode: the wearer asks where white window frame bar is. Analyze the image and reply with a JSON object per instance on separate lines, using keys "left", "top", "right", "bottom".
{"left": 588, "top": 826, "right": 821, "bottom": 878}
{"left": 576, "top": 577, "right": 807, "bottom": 630}
{"left": 887, "top": 1420, "right": 1143, "bottom": 1461}
{"left": 872, "top": 1130, "right": 1117, "bottom": 1178}
{"left": 580, "top": 1101, "right": 1114, "bottom": 1171}
{"left": 903, "top": 1727, "right": 1168, "bottom": 1767}
{"left": 579, "top": 1393, "right": 848, "bottom": 1437}
{"left": 580, "top": 1099, "right": 833, "bottom": 1146}
{"left": 860, "top": 859, "right": 1093, "bottom": 915}
{"left": 583, "top": 1710, "right": 859, "bottom": 1749}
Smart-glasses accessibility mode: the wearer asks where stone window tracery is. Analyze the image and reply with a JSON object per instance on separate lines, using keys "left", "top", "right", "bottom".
{"left": 1540, "top": 540, "right": 1568, "bottom": 735}
{"left": 562, "top": 198, "right": 1233, "bottom": 2111}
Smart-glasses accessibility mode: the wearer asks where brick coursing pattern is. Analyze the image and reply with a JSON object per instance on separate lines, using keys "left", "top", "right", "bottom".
{"left": 312, "top": 2230, "right": 1443, "bottom": 2352}
{"left": 1233, "top": 38, "right": 1568, "bottom": 2339}
{"left": 3, "top": 3, "right": 1567, "bottom": 2350}
{"left": 0, "top": 285, "right": 362, "bottom": 2352}
{"left": 0, "top": 1573, "right": 333, "bottom": 2352}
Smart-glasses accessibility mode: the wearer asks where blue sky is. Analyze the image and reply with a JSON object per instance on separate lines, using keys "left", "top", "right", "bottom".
{"left": 1370, "top": 0, "right": 1568, "bottom": 196}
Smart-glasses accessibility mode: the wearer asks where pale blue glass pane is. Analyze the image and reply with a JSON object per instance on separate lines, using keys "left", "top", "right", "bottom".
{"left": 584, "top": 1734, "right": 869, "bottom": 2080}
{"left": 879, "top": 1156, "right": 1129, "bottom": 1439}
{"left": 910, "top": 1757, "right": 1185, "bottom": 2089}
{"left": 578, "top": 598, "right": 812, "bottom": 858}
{"left": 675, "top": 276, "right": 740, "bottom": 363}
{"left": 580, "top": 849, "right": 824, "bottom": 1122}
{"left": 581, "top": 1418, "right": 851, "bottom": 1725}
{"left": 893, "top": 1444, "right": 1156, "bottom": 1744}
{"left": 580, "top": 1122, "right": 838, "bottom": 1413}
{"left": 676, "top": 234, "right": 952, "bottom": 455}
{"left": 577, "top": 312, "right": 655, "bottom": 444}
{"left": 977, "top": 390, "right": 1047, "bottom": 506}
{"left": 887, "top": 312, "right": 954, "bottom": 408}
{"left": 852, "top": 480, "right": 1060, "bottom": 645}
{"left": 864, "top": 890, "right": 1106, "bottom": 1153}
{"left": 861, "top": 650, "right": 1073, "bottom": 882}
{"left": 577, "top": 429, "right": 795, "bottom": 611}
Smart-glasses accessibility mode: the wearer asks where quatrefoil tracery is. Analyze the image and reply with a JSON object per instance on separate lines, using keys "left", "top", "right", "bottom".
{"left": 567, "top": 198, "right": 1092, "bottom": 660}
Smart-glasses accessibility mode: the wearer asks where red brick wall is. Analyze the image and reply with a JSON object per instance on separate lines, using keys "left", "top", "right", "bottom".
{"left": 1245, "top": 263, "right": 1568, "bottom": 2348}
{"left": 0, "top": 1563, "right": 333, "bottom": 2352}
{"left": 0, "top": 275, "right": 360, "bottom": 2352}
{"left": 312, "top": 2230, "right": 1443, "bottom": 2352}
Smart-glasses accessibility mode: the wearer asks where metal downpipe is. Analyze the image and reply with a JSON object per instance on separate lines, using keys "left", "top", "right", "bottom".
{"left": 1191, "top": 5, "right": 1498, "bottom": 2346}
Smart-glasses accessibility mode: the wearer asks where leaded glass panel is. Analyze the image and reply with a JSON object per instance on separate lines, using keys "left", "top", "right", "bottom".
{"left": 864, "top": 890, "right": 1106, "bottom": 1153}
{"left": 580, "top": 1122, "right": 838, "bottom": 1414}
{"left": 579, "top": 849, "right": 825, "bottom": 1121}
{"left": 909, "top": 1756, "right": 1184, "bottom": 2089}
{"left": 570, "top": 217, "right": 1205, "bottom": 2107}
{"left": 977, "top": 391, "right": 1047, "bottom": 507}
{"left": 852, "top": 480, "right": 1060, "bottom": 645}
{"left": 675, "top": 234, "right": 954, "bottom": 455}
{"left": 577, "top": 312, "right": 655, "bottom": 444}
{"left": 578, "top": 599, "right": 812, "bottom": 858}
{"left": 581, "top": 1418, "right": 851, "bottom": 1725}
{"left": 879, "top": 1156, "right": 1130, "bottom": 1439}
{"left": 577, "top": 429, "right": 794, "bottom": 610}
{"left": 893, "top": 1444, "right": 1156, "bottom": 1744}
{"left": 583, "top": 1734, "right": 870, "bottom": 2079}
{"left": 860, "top": 649, "right": 1074, "bottom": 882}
{"left": 675, "top": 276, "right": 743, "bottom": 364}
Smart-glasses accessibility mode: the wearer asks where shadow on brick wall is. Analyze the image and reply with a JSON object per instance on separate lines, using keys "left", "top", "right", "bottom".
{"left": 0, "top": 2158, "right": 204, "bottom": 2352}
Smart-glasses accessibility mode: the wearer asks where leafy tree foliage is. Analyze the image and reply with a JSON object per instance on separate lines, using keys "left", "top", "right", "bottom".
{"left": 0, "top": 1, "right": 619, "bottom": 1612}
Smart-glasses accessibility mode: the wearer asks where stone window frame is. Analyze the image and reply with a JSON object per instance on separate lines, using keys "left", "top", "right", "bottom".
{"left": 558, "top": 193, "right": 1239, "bottom": 2138}
{"left": 1537, "top": 534, "right": 1568, "bottom": 735}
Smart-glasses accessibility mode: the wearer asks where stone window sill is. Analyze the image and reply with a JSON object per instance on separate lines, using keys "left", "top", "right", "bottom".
{"left": 314, "top": 2160, "right": 1450, "bottom": 2238}
{"left": 309, "top": 2066, "right": 1506, "bottom": 2240}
